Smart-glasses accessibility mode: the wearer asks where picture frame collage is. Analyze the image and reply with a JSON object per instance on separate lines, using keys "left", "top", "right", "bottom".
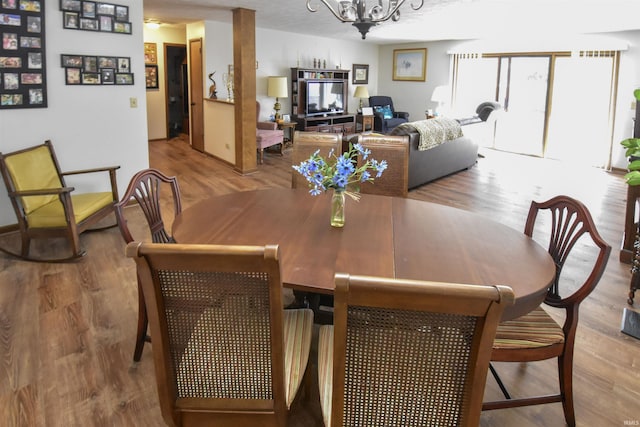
{"left": 61, "top": 53, "right": 133, "bottom": 85}
{"left": 0, "top": 0, "right": 47, "bottom": 109}
{"left": 60, "top": 0, "right": 131, "bottom": 34}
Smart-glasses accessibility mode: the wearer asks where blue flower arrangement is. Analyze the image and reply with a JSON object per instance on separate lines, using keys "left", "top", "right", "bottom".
{"left": 292, "top": 143, "right": 387, "bottom": 197}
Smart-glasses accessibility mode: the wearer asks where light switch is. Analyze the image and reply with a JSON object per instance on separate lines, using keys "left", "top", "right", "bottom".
{"left": 130, "top": 97, "right": 138, "bottom": 108}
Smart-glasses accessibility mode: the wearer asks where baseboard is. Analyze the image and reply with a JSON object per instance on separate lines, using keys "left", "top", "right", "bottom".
{"left": 621, "top": 308, "right": 640, "bottom": 340}
{"left": 0, "top": 223, "right": 18, "bottom": 235}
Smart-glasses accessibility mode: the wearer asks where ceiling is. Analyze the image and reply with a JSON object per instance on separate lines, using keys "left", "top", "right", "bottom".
{"left": 142, "top": 0, "right": 640, "bottom": 44}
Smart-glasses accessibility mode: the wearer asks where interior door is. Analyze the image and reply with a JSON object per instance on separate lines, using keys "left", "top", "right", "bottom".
{"left": 189, "top": 38, "right": 204, "bottom": 152}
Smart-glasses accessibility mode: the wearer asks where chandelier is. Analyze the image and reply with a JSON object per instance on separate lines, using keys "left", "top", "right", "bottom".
{"left": 306, "top": 0, "right": 425, "bottom": 39}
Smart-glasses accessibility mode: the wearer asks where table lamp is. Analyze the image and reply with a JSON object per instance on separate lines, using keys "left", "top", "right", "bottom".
{"left": 430, "top": 85, "right": 450, "bottom": 117}
{"left": 267, "top": 76, "right": 288, "bottom": 121}
{"left": 353, "top": 85, "right": 369, "bottom": 113}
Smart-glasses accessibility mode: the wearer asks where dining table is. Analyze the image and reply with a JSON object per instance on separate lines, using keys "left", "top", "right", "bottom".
{"left": 172, "top": 188, "right": 556, "bottom": 321}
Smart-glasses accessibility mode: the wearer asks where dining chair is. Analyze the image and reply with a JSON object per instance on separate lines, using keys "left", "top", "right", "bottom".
{"left": 126, "top": 242, "right": 314, "bottom": 427}
{"left": 356, "top": 134, "right": 409, "bottom": 197}
{"left": 318, "top": 273, "right": 514, "bottom": 427}
{"left": 483, "top": 195, "right": 611, "bottom": 427}
{"left": 114, "top": 168, "right": 182, "bottom": 362}
{"left": 291, "top": 131, "right": 343, "bottom": 189}
{"left": 0, "top": 140, "right": 120, "bottom": 262}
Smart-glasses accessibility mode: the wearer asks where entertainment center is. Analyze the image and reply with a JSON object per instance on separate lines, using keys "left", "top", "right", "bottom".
{"left": 290, "top": 67, "right": 355, "bottom": 133}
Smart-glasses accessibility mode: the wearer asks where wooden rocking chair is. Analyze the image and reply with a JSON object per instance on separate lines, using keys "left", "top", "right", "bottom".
{"left": 0, "top": 140, "right": 120, "bottom": 262}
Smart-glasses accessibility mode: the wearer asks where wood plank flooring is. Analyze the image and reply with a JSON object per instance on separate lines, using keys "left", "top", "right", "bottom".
{"left": 0, "top": 136, "right": 639, "bottom": 426}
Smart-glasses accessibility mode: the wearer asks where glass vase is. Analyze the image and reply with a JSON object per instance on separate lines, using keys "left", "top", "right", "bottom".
{"left": 331, "top": 190, "right": 345, "bottom": 228}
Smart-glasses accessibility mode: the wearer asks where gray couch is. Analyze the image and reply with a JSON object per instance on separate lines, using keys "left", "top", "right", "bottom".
{"left": 389, "top": 122, "right": 479, "bottom": 189}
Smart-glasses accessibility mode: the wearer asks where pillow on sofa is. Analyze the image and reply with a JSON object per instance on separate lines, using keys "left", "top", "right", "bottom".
{"left": 374, "top": 105, "right": 394, "bottom": 119}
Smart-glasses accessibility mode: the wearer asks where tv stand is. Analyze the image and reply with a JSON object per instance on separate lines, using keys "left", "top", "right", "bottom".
{"left": 290, "top": 67, "right": 355, "bottom": 133}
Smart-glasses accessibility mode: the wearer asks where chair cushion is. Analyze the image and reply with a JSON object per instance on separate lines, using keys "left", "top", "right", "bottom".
{"left": 27, "top": 191, "right": 114, "bottom": 228}
{"left": 493, "top": 306, "right": 565, "bottom": 350}
{"left": 256, "top": 129, "right": 284, "bottom": 150}
{"left": 283, "top": 308, "right": 314, "bottom": 408}
{"left": 5, "top": 145, "right": 62, "bottom": 214}
{"left": 317, "top": 325, "right": 333, "bottom": 427}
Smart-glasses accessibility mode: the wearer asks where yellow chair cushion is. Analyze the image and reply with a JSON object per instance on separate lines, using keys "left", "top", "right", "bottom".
{"left": 493, "top": 306, "right": 565, "bottom": 350}
{"left": 27, "top": 192, "right": 114, "bottom": 228}
{"left": 5, "top": 145, "right": 62, "bottom": 215}
{"left": 317, "top": 325, "right": 334, "bottom": 427}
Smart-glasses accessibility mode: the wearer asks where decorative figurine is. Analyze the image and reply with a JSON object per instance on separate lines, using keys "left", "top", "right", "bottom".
{"left": 208, "top": 72, "right": 217, "bottom": 99}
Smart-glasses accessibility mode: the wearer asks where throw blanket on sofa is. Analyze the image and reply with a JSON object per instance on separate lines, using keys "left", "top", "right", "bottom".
{"left": 393, "top": 118, "right": 463, "bottom": 151}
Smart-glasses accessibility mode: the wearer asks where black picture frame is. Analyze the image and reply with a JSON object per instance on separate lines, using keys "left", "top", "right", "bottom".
{"left": 60, "top": 53, "right": 133, "bottom": 85}
{"left": 0, "top": 0, "right": 47, "bottom": 109}
{"left": 59, "top": 1, "right": 131, "bottom": 35}
{"left": 145, "top": 64, "right": 158, "bottom": 89}
{"left": 352, "top": 63, "right": 369, "bottom": 84}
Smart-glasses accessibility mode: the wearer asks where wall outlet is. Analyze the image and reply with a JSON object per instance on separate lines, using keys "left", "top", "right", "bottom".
{"left": 130, "top": 97, "right": 138, "bottom": 108}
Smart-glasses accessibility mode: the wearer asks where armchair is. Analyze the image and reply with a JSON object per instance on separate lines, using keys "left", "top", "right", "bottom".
{"left": 256, "top": 101, "right": 284, "bottom": 164}
{"left": 0, "top": 140, "right": 119, "bottom": 262}
{"left": 369, "top": 95, "right": 410, "bottom": 133}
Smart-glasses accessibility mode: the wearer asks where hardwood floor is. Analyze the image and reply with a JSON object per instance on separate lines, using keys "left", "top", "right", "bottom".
{"left": 1, "top": 136, "right": 639, "bottom": 426}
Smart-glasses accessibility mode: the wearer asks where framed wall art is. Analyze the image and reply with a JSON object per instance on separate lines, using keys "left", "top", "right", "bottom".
{"left": 0, "top": 0, "right": 47, "bottom": 109}
{"left": 392, "top": 48, "right": 427, "bottom": 82}
{"left": 60, "top": 53, "right": 133, "bottom": 85}
{"left": 352, "top": 63, "right": 369, "bottom": 84}
{"left": 145, "top": 64, "right": 158, "bottom": 89}
{"left": 60, "top": 1, "right": 131, "bottom": 34}
{"left": 144, "top": 42, "right": 156, "bottom": 64}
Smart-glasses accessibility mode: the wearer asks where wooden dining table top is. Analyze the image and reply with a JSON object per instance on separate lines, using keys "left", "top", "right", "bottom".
{"left": 172, "top": 188, "right": 556, "bottom": 320}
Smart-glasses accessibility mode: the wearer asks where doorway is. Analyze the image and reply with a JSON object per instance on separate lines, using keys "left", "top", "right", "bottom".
{"left": 164, "top": 44, "right": 188, "bottom": 138}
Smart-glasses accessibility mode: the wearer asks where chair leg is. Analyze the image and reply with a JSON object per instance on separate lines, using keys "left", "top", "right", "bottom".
{"left": 489, "top": 363, "right": 512, "bottom": 399}
{"left": 133, "top": 281, "right": 150, "bottom": 362}
{"left": 259, "top": 149, "right": 264, "bottom": 164}
{"left": 558, "top": 354, "right": 576, "bottom": 427}
{"left": 20, "top": 233, "right": 30, "bottom": 258}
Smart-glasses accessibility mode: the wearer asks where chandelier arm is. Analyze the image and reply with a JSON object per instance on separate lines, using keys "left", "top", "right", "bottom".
{"left": 306, "top": 0, "right": 353, "bottom": 23}
{"left": 371, "top": 0, "right": 407, "bottom": 22}
{"left": 411, "top": 0, "right": 425, "bottom": 11}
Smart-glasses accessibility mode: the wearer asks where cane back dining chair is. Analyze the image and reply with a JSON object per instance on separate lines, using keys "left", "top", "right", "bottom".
{"left": 355, "top": 134, "right": 409, "bottom": 197}
{"left": 0, "top": 140, "right": 119, "bottom": 262}
{"left": 126, "top": 242, "right": 314, "bottom": 427}
{"left": 318, "top": 273, "right": 514, "bottom": 427}
{"left": 291, "top": 131, "right": 343, "bottom": 189}
{"left": 483, "top": 195, "right": 611, "bottom": 427}
{"left": 114, "top": 168, "right": 182, "bottom": 362}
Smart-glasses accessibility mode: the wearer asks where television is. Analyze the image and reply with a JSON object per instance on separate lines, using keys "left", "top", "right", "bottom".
{"left": 305, "top": 80, "right": 345, "bottom": 117}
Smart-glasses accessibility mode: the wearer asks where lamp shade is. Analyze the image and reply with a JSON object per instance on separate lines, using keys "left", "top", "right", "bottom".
{"left": 354, "top": 86, "right": 369, "bottom": 99}
{"left": 431, "top": 85, "right": 450, "bottom": 103}
{"left": 267, "top": 76, "right": 288, "bottom": 98}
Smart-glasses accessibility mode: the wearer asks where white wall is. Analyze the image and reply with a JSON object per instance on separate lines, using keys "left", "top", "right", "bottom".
{"left": 0, "top": 0, "right": 149, "bottom": 227}
{"left": 143, "top": 25, "right": 187, "bottom": 140}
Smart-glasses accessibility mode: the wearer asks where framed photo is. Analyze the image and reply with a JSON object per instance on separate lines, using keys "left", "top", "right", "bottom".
{"left": 98, "top": 56, "right": 116, "bottom": 69}
{"left": 96, "top": 2, "right": 114, "bottom": 15}
{"left": 60, "top": 0, "right": 81, "bottom": 12}
{"left": 144, "top": 42, "right": 157, "bottom": 64}
{"left": 115, "top": 72, "right": 133, "bottom": 85}
{"left": 81, "top": 72, "right": 100, "bottom": 84}
{"left": 392, "top": 48, "right": 427, "bottom": 82}
{"left": 82, "top": 1, "right": 95, "bottom": 18}
{"left": 83, "top": 56, "right": 97, "bottom": 72}
{"left": 79, "top": 17, "right": 98, "bottom": 30}
{"left": 65, "top": 67, "right": 81, "bottom": 84}
{"left": 116, "top": 57, "right": 129, "bottom": 73}
{"left": 63, "top": 11, "right": 78, "bottom": 28}
{"left": 100, "top": 68, "right": 114, "bottom": 84}
{"left": 352, "top": 64, "right": 369, "bottom": 84}
{"left": 145, "top": 64, "right": 158, "bottom": 89}
{"left": 61, "top": 54, "right": 82, "bottom": 67}
{"left": 114, "top": 5, "right": 128, "bottom": 22}
{"left": 112, "top": 21, "right": 130, "bottom": 34}
{"left": 99, "top": 15, "right": 112, "bottom": 32}
{"left": 27, "top": 16, "right": 41, "bottom": 32}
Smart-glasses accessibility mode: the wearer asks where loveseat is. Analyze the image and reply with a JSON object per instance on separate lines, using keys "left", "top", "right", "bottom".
{"left": 389, "top": 119, "right": 479, "bottom": 189}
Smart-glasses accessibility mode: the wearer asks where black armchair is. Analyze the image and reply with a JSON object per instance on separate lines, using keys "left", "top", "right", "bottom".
{"left": 369, "top": 96, "right": 410, "bottom": 133}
